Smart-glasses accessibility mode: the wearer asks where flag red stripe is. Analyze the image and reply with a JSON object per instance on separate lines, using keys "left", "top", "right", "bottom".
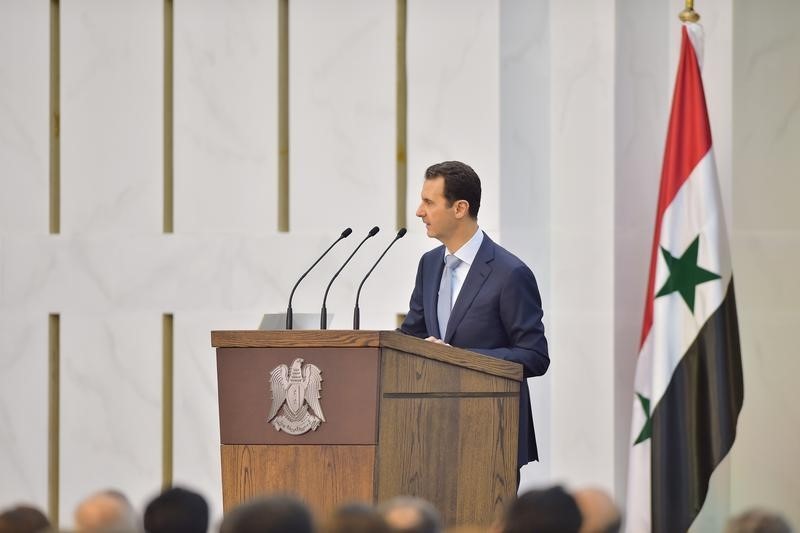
{"left": 640, "top": 26, "right": 713, "bottom": 348}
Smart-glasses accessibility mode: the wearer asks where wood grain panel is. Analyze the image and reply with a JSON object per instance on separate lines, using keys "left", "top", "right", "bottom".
{"left": 214, "top": 330, "right": 521, "bottom": 528}
{"left": 379, "top": 332, "right": 523, "bottom": 381}
{"left": 381, "top": 349, "right": 519, "bottom": 395}
{"left": 376, "top": 396, "right": 518, "bottom": 527}
{"left": 221, "top": 445, "right": 375, "bottom": 516}
{"left": 211, "top": 331, "right": 522, "bottom": 382}
{"left": 454, "top": 398, "right": 518, "bottom": 525}
{"left": 212, "top": 330, "right": 381, "bottom": 348}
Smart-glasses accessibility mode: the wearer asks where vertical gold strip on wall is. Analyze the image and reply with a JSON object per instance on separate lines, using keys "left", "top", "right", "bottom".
{"left": 278, "top": 0, "right": 290, "bottom": 232}
{"left": 50, "top": 0, "right": 60, "bottom": 234}
{"left": 48, "top": 0, "right": 60, "bottom": 520}
{"left": 48, "top": 314, "right": 60, "bottom": 526}
{"left": 162, "top": 314, "right": 174, "bottom": 489}
{"left": 396, "top": 0, "right": 408, "bottom": 230}
{"left": 163, "top": 0, "right": 174, "bottom": 233}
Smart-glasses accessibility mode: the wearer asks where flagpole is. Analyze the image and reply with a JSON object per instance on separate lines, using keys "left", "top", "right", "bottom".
{"left": 679, "top": 0, "right": 700, "bottom": 22}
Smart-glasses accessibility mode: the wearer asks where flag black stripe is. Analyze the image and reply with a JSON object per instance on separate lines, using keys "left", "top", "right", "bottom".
{"left": 650, "top": 279, "right": 744, "bottom": 533}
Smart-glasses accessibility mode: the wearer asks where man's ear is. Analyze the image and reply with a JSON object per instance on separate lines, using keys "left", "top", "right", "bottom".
{"left": 454, "top": 199, "right": 470, "bottom": 219}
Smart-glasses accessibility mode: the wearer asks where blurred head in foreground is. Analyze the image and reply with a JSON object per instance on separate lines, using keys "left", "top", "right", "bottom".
{"left": 379, "top": 497, "right": 442, "bottom": 533}
{"left": 74, "top": 489, "right": 138, "bottom": 533}
{"left": 0, "top": 504, "right": 51, "bottom": 533}
{"left": 144, "top": 486, "right": 208, "bottom": 533}
{"left": 502, "top": 486, "right": 581, "bottom": 533}
{"left": 220, "top": 495, "right": 314, "bottom": 533}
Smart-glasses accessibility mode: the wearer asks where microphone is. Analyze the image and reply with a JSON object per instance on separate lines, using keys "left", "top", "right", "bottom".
{"left": 285, "top": 227, "right": 352, "bottom": 329}
{"left": 353, "top": 228, "right": 407, "bottom": 330}
{"left": 321, "top": 226, "right": 380, "bottom": 329}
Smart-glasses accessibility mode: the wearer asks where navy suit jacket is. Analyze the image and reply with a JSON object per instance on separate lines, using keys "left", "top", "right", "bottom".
{"left": 400, "top": 233, "right": 549, "bottom": 467}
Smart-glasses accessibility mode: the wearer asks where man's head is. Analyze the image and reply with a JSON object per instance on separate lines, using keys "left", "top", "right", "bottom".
{"left": 572, "top": 488, "right": 620, "bottom": 533}
{"left": 74, "top": 490, "right": 138, "bottom": 533}
{"left": 0, "top": 504, "right": 50, "bottom": 533}
{"left": 423, "top": 161, "right": 481, "bottom": 219}
{"left": 501, "top": 486, "right": 582, "bottom": 533}
{"left": 378, "top": 496, "right": 441, "bottom": 533}
{"left": 143, "top": 487, "right": 208, "bottom": 533}
{"left": 416, "top": 161, "right": 481, "bottom": 249}
{"left": 220, "top": 495, "right": 314, "bottom": 533}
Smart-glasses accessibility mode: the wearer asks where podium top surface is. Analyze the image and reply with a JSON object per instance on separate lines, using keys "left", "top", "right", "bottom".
{"left": 211, "top": 330, "right": 523, "bottom": 382}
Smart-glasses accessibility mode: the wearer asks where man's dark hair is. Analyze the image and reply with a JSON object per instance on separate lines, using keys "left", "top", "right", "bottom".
{"left": 424, "top": 161, "right": 481, "bottom": 219}
{"left": 502, "top": 486, "right": 582, "bottom": 533}
{"left": 220, "top": 495, "right": 314, "bottom": 533}
{"left": 144, "top": 486, "right": 208, "bottom": 533}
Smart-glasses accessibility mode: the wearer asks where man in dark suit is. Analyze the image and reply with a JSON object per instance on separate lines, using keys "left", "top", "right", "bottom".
{"left": 400, "top": 160, "right": 549, "bottom": 471}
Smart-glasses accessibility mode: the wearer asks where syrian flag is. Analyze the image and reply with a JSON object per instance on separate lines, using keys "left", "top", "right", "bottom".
{"left": 624, "top": 23, "right": 744, "bottom": 533}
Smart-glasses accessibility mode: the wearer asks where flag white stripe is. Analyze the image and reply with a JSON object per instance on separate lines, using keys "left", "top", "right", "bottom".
{"left": 634, "top": 149, "right": 731, "bottom": 403}
{"left": 625, "top": 417, "right": 651, "bottom": 533}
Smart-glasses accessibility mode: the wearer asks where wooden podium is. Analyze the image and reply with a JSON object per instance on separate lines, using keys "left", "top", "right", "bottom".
{"left": 212, "top": 330, "right": 522, "bottom": 527}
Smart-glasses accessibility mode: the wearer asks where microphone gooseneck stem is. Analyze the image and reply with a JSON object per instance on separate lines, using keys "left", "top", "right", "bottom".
{"left": 286, "top": 228, "right": 351, "bottom": 329}
{"left": 321, "top": 227, "right": 379, "bottom": 329}
{"left": 353, "top": 229, "right": 406, "bottom": 330}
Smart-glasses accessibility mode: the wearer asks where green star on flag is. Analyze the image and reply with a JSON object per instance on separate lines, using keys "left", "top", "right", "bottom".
{"left": 655, "top": 235, "right": 720, "bottom": 312}
{"left": 634, "top": 392, "right": 652, "bottom": 445}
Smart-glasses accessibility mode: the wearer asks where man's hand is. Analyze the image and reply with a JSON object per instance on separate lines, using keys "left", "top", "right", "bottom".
{"left": 425, "top": 336, "right": 450, "bottom": 346}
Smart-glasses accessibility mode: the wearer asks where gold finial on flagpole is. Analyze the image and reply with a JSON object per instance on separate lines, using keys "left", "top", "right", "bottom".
{"left": 679, "top": 0, "right": 700, "bottom": 22}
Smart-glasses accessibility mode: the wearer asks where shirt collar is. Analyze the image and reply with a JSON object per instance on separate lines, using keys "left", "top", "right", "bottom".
{"left": 446, "top": 227, "right": 484, "bottom": 267}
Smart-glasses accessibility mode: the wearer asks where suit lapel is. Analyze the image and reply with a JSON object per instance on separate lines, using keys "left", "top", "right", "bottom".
{"left": 444, "top": 237, "right": 495, "bottom": 343}
{"left": 424, "top": 246, "right": 446, "bottom": 338}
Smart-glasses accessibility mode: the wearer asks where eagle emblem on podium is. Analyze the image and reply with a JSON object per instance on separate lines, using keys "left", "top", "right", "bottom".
{"left": 267, "top": 358, "right": 325, "bottom": 435}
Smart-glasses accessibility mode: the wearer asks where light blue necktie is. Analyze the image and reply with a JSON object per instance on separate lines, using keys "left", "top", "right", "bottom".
{"left": 437, "top": 254, "right": 462, "bottom": 339}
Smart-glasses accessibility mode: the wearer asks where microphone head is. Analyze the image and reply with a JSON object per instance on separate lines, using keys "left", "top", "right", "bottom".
{"left": 368, "top": 226, "right": 380, "bottom": 237}
{"left": 396, "top": 227, "right": 407, "bottom": 238}
{"left": 341, "top": 227, "right": 353, "bottom": 238}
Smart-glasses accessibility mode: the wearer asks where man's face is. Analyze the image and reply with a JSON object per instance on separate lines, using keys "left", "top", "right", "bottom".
{"left": 415, "top": 176, "right": 458, "bottom": 243}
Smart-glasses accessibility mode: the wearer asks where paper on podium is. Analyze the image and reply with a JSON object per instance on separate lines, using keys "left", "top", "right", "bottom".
{"left": 258, "top": 313, "right": 332, "bottom": 330}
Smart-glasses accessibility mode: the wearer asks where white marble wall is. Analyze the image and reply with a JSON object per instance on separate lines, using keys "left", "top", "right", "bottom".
{"left": 59, "top": 314, "right": 162, "bottom": 522}
{"left": 2, "top": 0, "right": 800, "bottom": 530}
{"left": 57, "top": 0, "right": 164, "bottom": 527}
{"left": 0, "top": 0, "right": 49, "bottom": 234}
{"left": 547, "top": 0, "right": 617, "bottom": 492}
{"left": 61, "top": 0, "right": 162, "bottom": 235}
{"left": 174, "top": 0, "right": 278, "bottom": 234}
{"left": 729, "top": 0, "right": 800, "bottom": 527}
{"left": 0, "top": 0, "right": 54, "bottom": 515}
{"left": 290, "top": 0, "right": 395, "bottom": 234}
{"left": 0, "top": 313, "right": 49, "bottom": 510}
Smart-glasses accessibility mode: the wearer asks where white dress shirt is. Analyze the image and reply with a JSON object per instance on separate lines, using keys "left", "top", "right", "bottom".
{"left": 445, "top": 228, "right": 484, "bottom": 306}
